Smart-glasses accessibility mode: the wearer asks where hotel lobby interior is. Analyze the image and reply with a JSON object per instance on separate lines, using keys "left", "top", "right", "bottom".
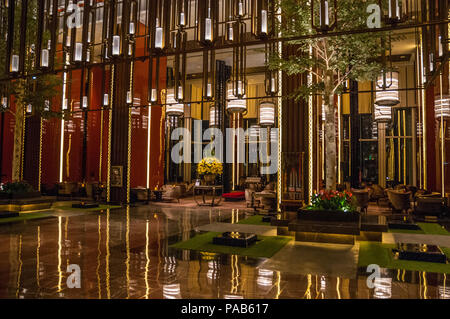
{"left": 0, "top": 0, "right": 449, "bottom": 300}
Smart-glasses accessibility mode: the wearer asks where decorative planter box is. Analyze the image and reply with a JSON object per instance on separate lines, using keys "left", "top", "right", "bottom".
{"left": 0, "top": 192, "right": 41, "bottom": 200}
{"left": 393, "top": 243, "right": 448, "bottom": 264}
{"left": 289, "top": 209, "right": 361, "bottom": 245}
{"left": 297, "top": 209, "right": 360, "bottom": 223}
{"left": 213, "top": 232, "right": 257, "bottom": 248}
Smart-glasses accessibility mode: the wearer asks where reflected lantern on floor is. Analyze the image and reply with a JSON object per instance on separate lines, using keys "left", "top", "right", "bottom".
{"left": 209, "top": 105, "right": 219, "bottom": 127}
{"left": 435, "top": 95, "right": 450, "bottom": 120}
{"left": 375, "top": 71, "right": 400, "bottom": 106}
{"left": 165, "top": 88, "right": 184, "bottom": 117}
{"left": 374, "top": 104, "right": 392, "bottom": 122}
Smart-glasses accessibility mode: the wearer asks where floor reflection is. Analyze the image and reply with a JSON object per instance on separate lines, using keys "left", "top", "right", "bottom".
{"left": 0, "top": 205, "right": 448, "bottom": 299}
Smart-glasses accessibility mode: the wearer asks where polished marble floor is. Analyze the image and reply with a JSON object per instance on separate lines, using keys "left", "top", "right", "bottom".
{"left": 0, "top": 205, "right": 448, "bottom": 299}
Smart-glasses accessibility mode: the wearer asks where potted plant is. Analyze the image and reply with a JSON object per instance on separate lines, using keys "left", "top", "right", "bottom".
{"left": 197, "top": 157, "right": 223, "bottom": 185}
{"left": 0, "top": 181, "right": 41, "bottom": 199}
{"left": 298, "top": 190, "right": 360, "bottom": 223}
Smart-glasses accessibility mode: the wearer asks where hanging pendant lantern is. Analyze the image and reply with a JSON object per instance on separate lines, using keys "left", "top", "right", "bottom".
{"left": 74, "top": 43, "right": 83, "bottom": 62}
{"left": 44, "top": 100, "right": 50, "bottom": 112}
{"left": 209, "top": 105, "right": 219, "bottom": 127}
{"left": 82, "top": 96, "right": 88, "bottom": 109}
{"left": 1, "top": 96, "right": 8, "bottom": 109}
{"left": 26, "top": 104, "right": 32, "bottom": 114}
{"left": 259, "top": 102, "right": 275, "bottom": 126}
{"left": 375, "top": 71, "right": 400, "bottom": 106}
{"left": 112, "top": 35, "right": 121, "bottom": 56}
{"left": 103, "top": 94, "right": 109, "bottom": 107}
{"left": 41, "top": 49, "right": 49, "bottom": 67}
{"left": 10, "top": 55, "right": 19, "bottom": 73}
{"left": 227, "top": 83, "right": 247, "bottom": 114}
{"left": 126, "top": 91, "right": 133, "bottom": 104}
{"left": 155, "top": 26, "right": 163, "bottom": 49}
{"left": 435, "top": 95, "right": 450, "bottom": 119}
{"left": 165, "top": 88, "right": 184, "bottom": 116}
{"left": 312, "top": 0, "right": 337, "bottom": 32}
{"left": 374, "top": 104, "right": 392, "bottom": 122}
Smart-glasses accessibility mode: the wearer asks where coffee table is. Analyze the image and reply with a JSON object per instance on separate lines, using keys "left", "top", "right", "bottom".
{"left": 193, "top": 185, "right": 223, "bottom": 207}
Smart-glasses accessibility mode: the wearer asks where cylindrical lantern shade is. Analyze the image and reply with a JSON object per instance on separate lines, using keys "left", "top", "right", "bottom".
{"left": 112, "top": 36, "right": 121, "bottom": 56}
{"left": 374, "top": 104, "right": 392, "bottom": 122}
{"left": 74, "top": 43, "right": 83, "bottom": 61}
{"left": 375, "top": 71, "right": 400, "bottom": 106}
{"left": 41, "top": 49, "right": 49, "bottom": 67}
{"left": 209, "top": 106, "right": 218, "bottom": 127}
{"left": 44, "top": 100, "right": 50, "bottom": 111}
{"left": 227, "top": 87, "right": 246, "bottom": 113}
{"left": 1, "top": 97, "right": 8, "bottom": 109}
{"left": 249, "top": 125, "right": 260, "bottom": 139}
{"left": 259, "top": 102, "right": 275, "bottom": 126}
{"left": 166, "top": 89, "right": 184, "bottom": 116}
{"left": 10, "top": 55, "right": 19, "bottom": 73}
{"left": 435, "top": 95, "right": 450, "bottom": 119}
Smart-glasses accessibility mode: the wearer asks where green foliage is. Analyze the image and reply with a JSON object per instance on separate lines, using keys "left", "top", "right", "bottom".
{"left": 0, "top": 0, "right": 62, "bottom": 119}
{"left": 269, "top": 0, "right": 396, "bottom": 98}
{"left": 1, "top": 181, "right": 35, "bottom": 194}
{"left": 307, "top": 190, "right": 355, "bottom": 212}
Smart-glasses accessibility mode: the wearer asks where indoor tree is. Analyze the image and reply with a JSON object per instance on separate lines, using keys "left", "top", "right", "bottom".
{"left": 269, "top": 0, "right": 390, "bottom": 190}
{"left": 0, "top": 0, "right": 61, "bottom": 182}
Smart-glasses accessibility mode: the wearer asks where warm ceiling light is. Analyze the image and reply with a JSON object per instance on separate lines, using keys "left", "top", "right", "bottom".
{"left": 375, "top": 71, "right": 400, "bottom": 106}
{"left": 259, "top": 102, "right": 275, "bottom": 126}
{"left": 165, "top": 88, "right": 184, "bottom": 116}
{"left": 435, "top": 95, "right": 450, "bottom": 119}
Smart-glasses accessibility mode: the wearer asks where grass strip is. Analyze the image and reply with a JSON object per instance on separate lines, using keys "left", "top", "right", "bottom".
{"left": 387, "top": 223, "right": 450, "bottom": 236}
{"left": 358, "top": 241, "right": 450, "bottom": 274}
{"left": 170, "top": 232, "right": 292, "bottom": 258}
{"left": 0, "top": 213, "right": 55, "bottom": 224}
{"left": 54, "top": 205, "right": 122, "bottom": 212}
{"left": 236, "top": 215, "right": 271, "bottom": 226}
{"left": 417, "top": 223, "right": 450, "bottom": 236}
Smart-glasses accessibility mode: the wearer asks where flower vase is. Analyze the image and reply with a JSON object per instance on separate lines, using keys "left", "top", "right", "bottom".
{"left": 203, "top": 174, "right": 216, "bottom": 185}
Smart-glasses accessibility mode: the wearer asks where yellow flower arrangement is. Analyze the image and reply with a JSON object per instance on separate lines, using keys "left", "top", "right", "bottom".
{"left": 197, "top": 157, "right": 223, "bottom": 176}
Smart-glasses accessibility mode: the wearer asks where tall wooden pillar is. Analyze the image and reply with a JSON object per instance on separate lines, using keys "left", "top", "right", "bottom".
{"left": 350, "top": 80, "right": 361, "bottom": 188}
{"left": 109, "top": 61, "right": 131, "bottom": 204}
{"left": 425, "top": 85, "right": 437, "bottom": 191}
{"left": 23, "top": 115, "right": 42, "bottom": 190}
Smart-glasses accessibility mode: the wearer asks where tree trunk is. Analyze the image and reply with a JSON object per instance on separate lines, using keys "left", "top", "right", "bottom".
{"left": 324, "top": 72, "right": 337, "bottom": 191}
{"left": 11, "top": 102, "right": 25, "bottom": 182}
